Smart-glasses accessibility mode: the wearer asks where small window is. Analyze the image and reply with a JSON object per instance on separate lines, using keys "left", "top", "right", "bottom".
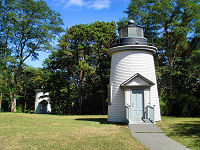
{"left": 107, "top": 84, "right": 112, "bottom": 105}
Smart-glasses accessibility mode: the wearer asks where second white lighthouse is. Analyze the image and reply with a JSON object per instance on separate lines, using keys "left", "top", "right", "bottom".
{"left": 107, "top": 20, "right": 161, "bottom": 124}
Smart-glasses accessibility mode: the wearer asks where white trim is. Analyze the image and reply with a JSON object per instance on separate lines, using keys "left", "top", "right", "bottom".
{"left": 110, "top": 85, "right": 112, "bottom": 104}
{"left": 121, "top": 73, "right": 155, "bottom": 88}
{"left": 108, "top": 45, "right": 157, "bottom": 55}
{"left": 149, "top": 87, "right": 151, "bottom": 106}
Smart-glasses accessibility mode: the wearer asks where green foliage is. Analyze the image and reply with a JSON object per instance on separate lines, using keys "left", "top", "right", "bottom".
{"left": 1, "top": 65, "right": 49, "bottom": 112}
{"left": 117, "top": 17, "right": 130, "bottom": 29}
{"left": 16, "top": 105, "right": 23, "bottom": 113}
{"left": 44, "top": 21, "right": 117, "bottom": 115}
{"left": 0, "top": 93, "right": 10, "bottom": 112}
{"left": 0, "top": 65, "right": 11, "bottom": 112}
{"left": 159, "top": 100, "right": 169, "bottom": 116}
{"left": 0, "top": 0, "right": 64, "bottom": 112}
{"left": 17, "top": 66, "right": 47, "bottom": 112}
{"left": 125, "top": 0, "right": 200, "bottom": 116}
{"left": 180, "top": 95, "right": 200, "bottom": 117}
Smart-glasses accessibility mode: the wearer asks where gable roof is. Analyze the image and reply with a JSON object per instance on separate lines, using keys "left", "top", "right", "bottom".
{"left": 120, "top": 73, "right": 155, "bottom": 87}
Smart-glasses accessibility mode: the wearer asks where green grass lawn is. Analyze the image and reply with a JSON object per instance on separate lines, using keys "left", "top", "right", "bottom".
{"left": 0, "top": 113, "right": 147, "bottom": 150}
{"left": 157, "top": 116, "right": 200, "bottom": 150}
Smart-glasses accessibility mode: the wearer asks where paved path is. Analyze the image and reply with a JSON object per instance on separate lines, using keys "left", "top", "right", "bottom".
{"left": 129, "top": 124, "right": 190, "bottom": 150}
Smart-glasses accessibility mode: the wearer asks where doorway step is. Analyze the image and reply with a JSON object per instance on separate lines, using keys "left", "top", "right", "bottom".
{"left": 142, "top": 119, "right": 153, "bottom": 123}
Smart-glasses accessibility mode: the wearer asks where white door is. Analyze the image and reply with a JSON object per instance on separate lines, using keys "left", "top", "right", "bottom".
{"left": 130, "top": 90, "right": 144, "bottom": 122}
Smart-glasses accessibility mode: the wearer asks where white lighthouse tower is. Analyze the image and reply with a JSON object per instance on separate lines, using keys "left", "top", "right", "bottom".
{"left": 107, "top": 20, "right": 161, "bottom": 124}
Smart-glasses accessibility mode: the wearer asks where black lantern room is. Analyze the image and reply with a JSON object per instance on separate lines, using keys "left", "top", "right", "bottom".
{"left": 117, "top": 20, "right": 147, "bottom": 46}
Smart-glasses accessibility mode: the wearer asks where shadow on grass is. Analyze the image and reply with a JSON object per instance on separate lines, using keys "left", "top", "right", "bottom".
{"left": 169, "top": 121, "right": 200, "bottom": 146}
{"left": 75, "top": 118, "right": 127, "bottom": 125}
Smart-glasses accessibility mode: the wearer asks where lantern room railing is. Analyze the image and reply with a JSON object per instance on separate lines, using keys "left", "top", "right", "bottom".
{"left": 109, "top": 37, "right": 154, "bottom": 48}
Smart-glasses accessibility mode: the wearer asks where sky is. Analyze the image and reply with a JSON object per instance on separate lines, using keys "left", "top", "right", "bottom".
{"left": 25, "top": 0, "right": 130, "bottom": 68}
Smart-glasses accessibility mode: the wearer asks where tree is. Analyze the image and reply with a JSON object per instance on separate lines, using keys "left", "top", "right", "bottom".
{"left": 124, "top": 0, "right": 200, "bottom": 116}
{"left": 18, "top": 66, "right": 47, "bottom": 112}
{"left": 43, "top": 49, "right": 75, "bottom": 114}
{"left": 0, "top": 62, "right": 11, "bottom": 112}
{"left": 0, "top": 0, "right": 64, "bottom": 112}
{"left": 44, "top": 21, "right": 117, "bottom": 114}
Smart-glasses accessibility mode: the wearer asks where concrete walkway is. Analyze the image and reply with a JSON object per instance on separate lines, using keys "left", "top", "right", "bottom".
{"left": 129, "top": 124, "right": 190, "bottom": 150}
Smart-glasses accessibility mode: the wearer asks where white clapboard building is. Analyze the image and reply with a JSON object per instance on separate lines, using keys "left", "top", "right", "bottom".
{"left": 35, "top": 89, "right": 51, "bottom": 114}
{"left": 107, "top": 20, "right": 161, "bottom": 124}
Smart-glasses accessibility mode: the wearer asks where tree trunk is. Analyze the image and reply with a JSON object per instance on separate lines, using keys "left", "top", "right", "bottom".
{"left": 78, "top": 94, "right": 83, "bottom": 115}
{"left": 11, "top": 97, "right": 16, "bottom": 112}
{"left": 7, "top": 77, "right": 14, "bottom": 112}
{"left": 169, "top": 72, "right": 173, "bottom": 95}
{"left": 24, "top": 101, "right": 27, "bottom": 113}
{"left": 11, "top": 81, "right": 17, "bottom": 112}
{"left": 23, "top": 87, "right": 27, "bottom": 113}
{"left": 78, "top": 69, "right": 84, "bottom": 115}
